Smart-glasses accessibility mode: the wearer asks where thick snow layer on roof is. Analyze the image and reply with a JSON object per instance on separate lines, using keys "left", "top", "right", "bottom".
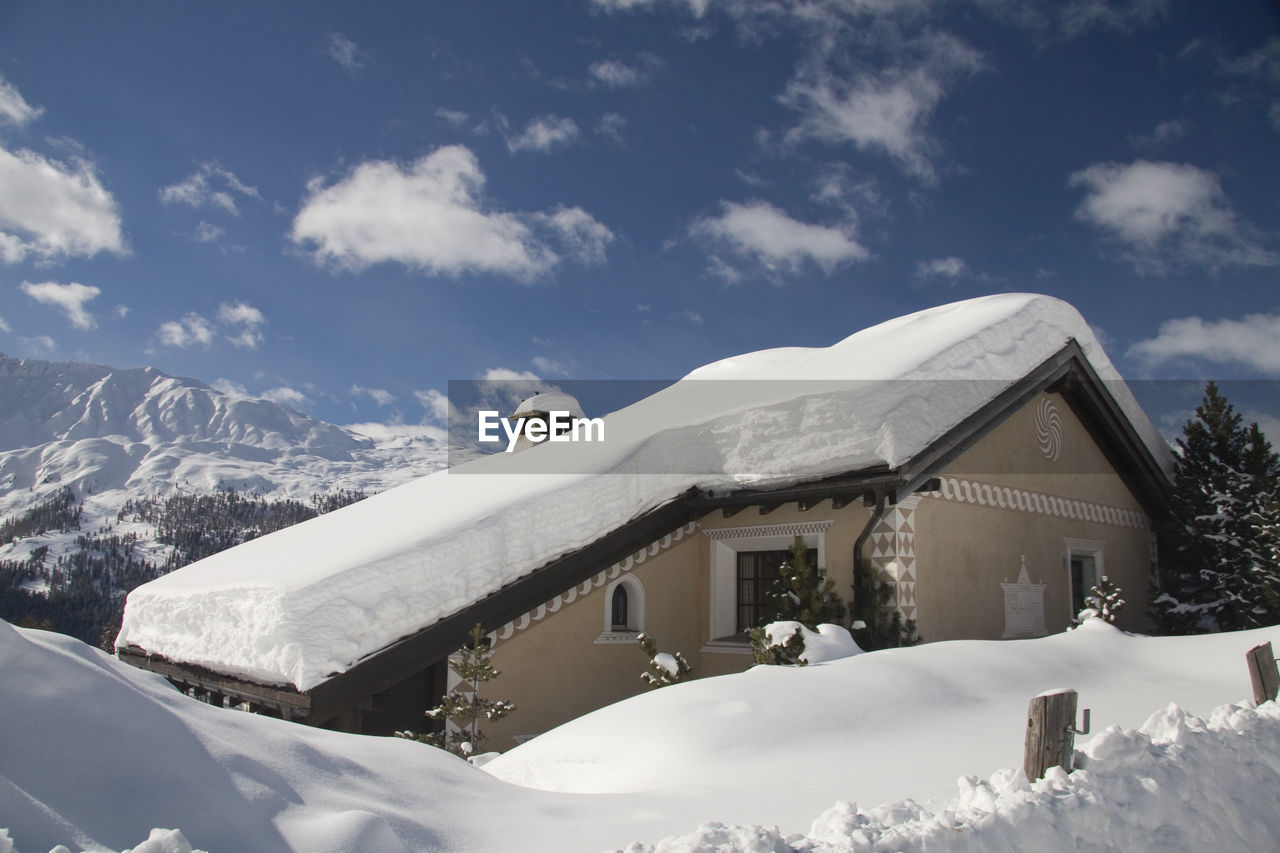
{"left": 116, "top": 294, "right": 1172, "bottom": 690}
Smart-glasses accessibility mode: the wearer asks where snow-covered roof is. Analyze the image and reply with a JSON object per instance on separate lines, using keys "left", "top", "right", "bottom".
{"left": 116, "top": 294, "right": 1173, "bottom": 691}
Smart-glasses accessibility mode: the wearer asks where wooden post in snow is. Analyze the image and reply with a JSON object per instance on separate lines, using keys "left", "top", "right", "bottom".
{"left": 1246, "top": 642, "right": 1279, "bottom": 705}
{"left": 1024, "top": 688, "right": 1088, "bottom": 781}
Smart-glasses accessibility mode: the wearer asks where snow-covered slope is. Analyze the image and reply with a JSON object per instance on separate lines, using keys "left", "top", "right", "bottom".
{"left": 0, "top": 354, "right": 446, "bottom": 566}
{"left": 116, "top": 294, "right": 1175, "bottom": 691}
{"left": 4, "top": 618, "right": 1279, "bottom": 853}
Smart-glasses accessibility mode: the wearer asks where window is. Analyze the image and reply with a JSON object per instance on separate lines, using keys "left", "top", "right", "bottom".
{"left": 611, "top": 584, "right": 630, "bottom": 631}
{"left": 736, "top": 548, "right": 818, "bottom": 633}
{"left": 595, "top": 575, "right": 645, "bottom": 643}
{"left": 704, "top": 520, "right": 833, "bottom": 643}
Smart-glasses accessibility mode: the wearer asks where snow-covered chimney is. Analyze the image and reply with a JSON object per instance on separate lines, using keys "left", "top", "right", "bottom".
{"left": 508, "top": 391, "right": 586, "bottom": 453}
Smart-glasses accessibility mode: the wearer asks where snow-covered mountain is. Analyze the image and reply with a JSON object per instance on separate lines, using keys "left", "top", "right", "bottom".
{"left": 0, "top": 352, "right": 446, "bottom": 557}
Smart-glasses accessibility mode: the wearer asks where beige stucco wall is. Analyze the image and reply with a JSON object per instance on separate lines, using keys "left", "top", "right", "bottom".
{"left": 481, "top": 390, "right": 1159, "bottom": 749}
{"left": 915, "top": 392, "right": 1155, "bottom": 639}
{"left": 484, "top": 501, "right": 874, "bottom": 748}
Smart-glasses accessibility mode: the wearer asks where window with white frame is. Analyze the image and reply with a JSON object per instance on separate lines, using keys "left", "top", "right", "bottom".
{"left": 1065, "top": 538, "right": 1105, "bottom": 618}
{"left": 594, "top": 575, "right": 645, "bottom": 644}
{"left": 704, "top": 520, "right": 833, "bottom": 643}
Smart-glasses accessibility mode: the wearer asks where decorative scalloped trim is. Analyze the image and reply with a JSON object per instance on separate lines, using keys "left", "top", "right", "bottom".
{"left": 933, "top": 477, "right": 1148, "bottom": 529}
{"left": 488, "top": 521, "right": 699, "bottom": 647}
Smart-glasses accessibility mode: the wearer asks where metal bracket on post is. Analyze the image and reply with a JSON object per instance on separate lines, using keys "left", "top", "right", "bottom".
{"left": 1069, "top": 707, "right": 1091, "bottom": 737}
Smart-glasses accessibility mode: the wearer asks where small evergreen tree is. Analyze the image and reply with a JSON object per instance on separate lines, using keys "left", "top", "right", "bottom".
{"left": 748, "top": 536, "right": 848, "bottom": 664}
{"left": 1075, "top": 576, "right": 1124, "bottom": 625}
{"left": 1154, "top": 382, "right": 1280, "bottom": 633}
{"left": 398, "top": 623, "right": 515, "bottom": 757}
{"left": 637, "top": 632, "right": 692, "bottom": 687}
{"left": 771, "top": 535, "right": 846, "bottom": 629}
{"left": 851, "top": 574, "right": 919, "bottom": 650}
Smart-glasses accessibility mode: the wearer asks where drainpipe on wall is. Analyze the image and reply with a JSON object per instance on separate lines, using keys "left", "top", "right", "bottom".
{"left": 852, "top": 486, "right": 888, "bottom": 630}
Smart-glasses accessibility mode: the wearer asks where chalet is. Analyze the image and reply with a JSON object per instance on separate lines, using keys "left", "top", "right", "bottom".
{"left": 116, "top": 294, "right": 1174, "bottom": 749}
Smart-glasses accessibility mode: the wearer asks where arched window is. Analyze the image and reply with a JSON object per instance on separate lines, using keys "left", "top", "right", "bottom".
{"left": 596, "top": 576, "right": 646, "bottom": 643}
{"left": 611, "top": 585, "right": 629, "bottom": 631}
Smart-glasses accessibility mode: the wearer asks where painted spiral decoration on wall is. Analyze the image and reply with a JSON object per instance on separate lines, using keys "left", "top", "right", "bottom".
{"left": 1035, "top": 397, "right": 1062, "bottom": 462}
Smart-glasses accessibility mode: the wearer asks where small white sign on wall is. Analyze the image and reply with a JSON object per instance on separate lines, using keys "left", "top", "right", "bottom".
{"left": 1002, "top": 556, "right": 1047, "bottom": 638}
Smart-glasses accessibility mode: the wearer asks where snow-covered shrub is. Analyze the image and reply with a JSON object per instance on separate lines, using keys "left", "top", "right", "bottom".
{"left": 751, "top": 621, "right": 861, "bottom": 666}
{"left": 638, "top": 632, "right": 692, "bottom": 688}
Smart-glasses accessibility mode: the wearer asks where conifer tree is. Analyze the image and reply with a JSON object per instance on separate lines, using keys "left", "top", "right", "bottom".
{"left": 1155, "top": 382, "right": 1280, "bottom": 632}
{"left": 399, "top": 623, "right": 515, "bottom": 757}
{"left": 770, "top": 535, "right": 846, "bottom": 629}
{"left": 1075, "top": 576, "right": 1124, "bottom": 625}
{"left": 747, "top": 535, "right": 848, "bottom": 664}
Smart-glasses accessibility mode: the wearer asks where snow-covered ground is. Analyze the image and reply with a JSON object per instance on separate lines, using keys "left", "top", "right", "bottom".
{"left": 4, "top": 617, "right": 1278, "bottom": 853}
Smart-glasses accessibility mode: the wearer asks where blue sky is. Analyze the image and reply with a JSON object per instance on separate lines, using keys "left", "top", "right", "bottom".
{"left": 1, "top": 1, "right": 1277, "bottom": 439}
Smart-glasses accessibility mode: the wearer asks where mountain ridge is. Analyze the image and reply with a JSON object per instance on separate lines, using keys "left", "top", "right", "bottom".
{"left": 0, "top": 352, "right": 446, "bottom": 562}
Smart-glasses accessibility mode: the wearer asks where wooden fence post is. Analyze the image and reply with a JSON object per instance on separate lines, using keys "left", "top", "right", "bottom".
{"left": 1246, "top": 642, "right": 1279, "bottom": 705}
{"left": 1024, "top": 688, "right": 1088, "bottom": 780}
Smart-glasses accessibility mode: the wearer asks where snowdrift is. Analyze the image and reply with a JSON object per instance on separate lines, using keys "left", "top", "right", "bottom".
{"left": 116, "top": 293, "right": 1174, "bottom": 691}
{"left": 6, "top": 617, "right": 1280, "bottom": 852}
{"left": 626, "top": 699, "right": 1280, "bottom": 852}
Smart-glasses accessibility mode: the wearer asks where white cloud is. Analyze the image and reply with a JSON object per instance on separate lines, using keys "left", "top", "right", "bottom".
{"left": 595, "top": 112, "right": 628, "bottom": 143}
{"left": 414, "top": 388, "right": 452, "bottom": 424}
{"left": 159, "top": 161, "right": 260, "bottom": 216}
{"left": 261, "top": 386, "right": 310, "bottom": 409}
{"left": 218, "top": 301, "right": 265, "bottom": 327}
{"left": 0, "top": 147, "right": 127, "bottom": 263}
{"left": 1069, "top": 160, "right": 1279, "bottom": 275}
{"left": 327, "top": 33, "right": 365, "bottom": 74}
{"left": 344, "top": 420, "right": 448, "bottom": 446}
{"left": 973, "top": 0, "right": 1168, "bottom": 38}
{"left": 1058, "top": 0, "right": 1169, "bottom": 36}
{"left": 218, "top": 301, "right": 266, "bottom": 348}
{"left": 352, "top": 385, "right": 396, "bottom": 406}
{"left": 781, "top": 33, "right": 983, "bottom": 184}
{"left": 0, "top": 314, "right": 9, "bottom": 333}
{"left": 291, "top": 145, "right": 608, "bottom": 279}
{"left": 155, "top": 313, "right": 215, "bottom": 349}
{"left": 1128, "top": 118, "right": 1188, "bottom": 150}
{"left": 915, "top": 256, "right": 968, "bottom": 281}
{"left": 20, "top": 281, "right": 100, "bottom": 329}
{"left": 482, "top": 367, "right": 541, "bottom": 381}
{"left": 435, "top": 108, "right": 470, "bottom": 129}
{"left": 1127, "top": 313, "right": 1280, "bottom": 375}
{"left": 20, "top": 335, "right": 56, "bottom": 356}
{"left": 211, "top": 378, "right": 249, "bottom": 398}
{"left": 536, "top": 207, "right": 614, "bottom": 265}
{"left": 0, "top": 74, "right": 43, "bottom": 127}
{"left": 505, "top": 115, "right": 580, "bottom": 154}
{"left": 705, "top": 254, "right": 744, "bottom": 284}
{"left": 588, "top": 54, "right": 663, "bottom": 88}
{"left": 689, "top": 200, "right": 868, "bottom": 278}
{"left": 192, "top": 221, "right": 226, "bottom": 244}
